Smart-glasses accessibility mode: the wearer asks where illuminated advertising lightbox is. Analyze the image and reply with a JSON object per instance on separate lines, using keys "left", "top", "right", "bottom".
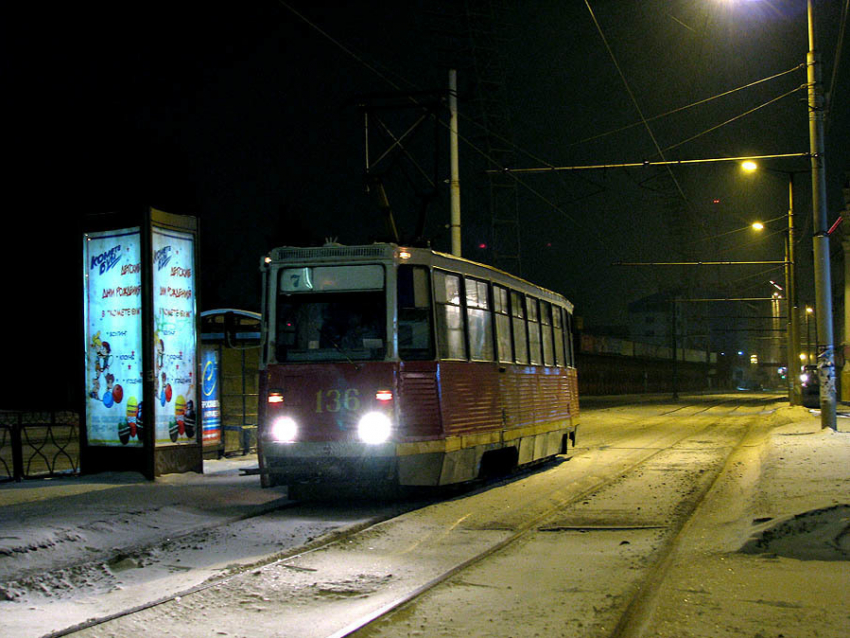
{"left": 83, "top": 228, "right": 144, "bottom": 446}
{"left": 152, "top": 227, "right": 198, "bottom": 446}
{"left": 201, "top": 346, "right": 222, "bottom": 445}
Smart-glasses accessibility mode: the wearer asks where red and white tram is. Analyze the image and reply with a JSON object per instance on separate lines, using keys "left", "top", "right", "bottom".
{"left": 257, "top": 243, "right": 579, "bottom": 495}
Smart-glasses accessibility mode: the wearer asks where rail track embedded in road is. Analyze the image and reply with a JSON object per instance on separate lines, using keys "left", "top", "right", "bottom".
{"left": 51, "top": 395, "right": 783, "bottom": 638}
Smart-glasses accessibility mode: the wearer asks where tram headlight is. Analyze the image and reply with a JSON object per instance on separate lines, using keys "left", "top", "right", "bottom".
{"left": 357, "top": 411, "right": 392, "bottom": 444}
{"left": 270, "top": 416, "right": 298, "bottom": 443}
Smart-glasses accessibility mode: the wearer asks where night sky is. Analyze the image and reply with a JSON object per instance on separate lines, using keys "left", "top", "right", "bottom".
{"left": 3, "top": 0, "right": 848, "bottom": 407}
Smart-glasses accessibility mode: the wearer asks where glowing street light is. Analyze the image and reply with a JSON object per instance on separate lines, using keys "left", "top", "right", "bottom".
{"left": 741, "top": 161, "right": 801, "bottom": 404}
{"left": 730, "top": 0, "right": 836, "bottom": 428}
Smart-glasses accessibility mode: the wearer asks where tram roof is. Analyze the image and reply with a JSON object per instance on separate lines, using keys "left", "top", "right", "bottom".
{"left": 264, "top": 243, "right": 573, "bottom": 312}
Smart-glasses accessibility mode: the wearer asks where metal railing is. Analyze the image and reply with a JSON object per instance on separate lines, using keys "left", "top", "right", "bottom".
{"left": 0, "top": 410, "right": 80, "bottom": 482}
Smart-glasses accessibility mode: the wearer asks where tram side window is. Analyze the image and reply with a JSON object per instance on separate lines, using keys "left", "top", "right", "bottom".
{"left": 398, "top": 265, "right": 433, "bottom": 360}
{"left": 510, "top": 291, "right": 529, "bottom": 364}
{"left": 466, "top": 277, "right": 494, "bottom": 361}
{"left": 435, "top": 271, "right": 467, "bottom": 360}
{"left": 493, "top": 285, "right": 513, "bottom": 363}
{"left": 564, "top": 309, "right": 575, "bottom": 367}
{"left": 541, "top": 301, "right": 555, "bottom": 366}
{"left": 552, "top": 304, "right": 565, "bottom": 367}
{"left": 527, "top": 298, "right": 542, "bottom": 365}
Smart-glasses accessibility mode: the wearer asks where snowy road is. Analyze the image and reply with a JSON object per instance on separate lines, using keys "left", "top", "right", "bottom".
{"left": 2, "top": 393, "right": 847, "bottom": 638}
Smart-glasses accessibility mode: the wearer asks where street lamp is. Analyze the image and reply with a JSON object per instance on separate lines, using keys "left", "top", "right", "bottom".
{"left": 745, "top": 163, "right": 801, "bottom": 405}
{"left": 732, "top": 0, "right": 836, "bottom": 429}
{"left": 805, "top": 306, "right": 815, "bottom": 364}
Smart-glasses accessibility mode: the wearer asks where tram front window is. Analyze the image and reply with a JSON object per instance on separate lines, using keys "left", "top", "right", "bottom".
{"left": 275, "top": 292, "right": 386, "bottom": 362}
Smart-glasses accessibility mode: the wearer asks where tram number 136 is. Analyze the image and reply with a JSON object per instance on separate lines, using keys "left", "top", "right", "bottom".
{"left": 315, "top": 388, "right": 361, "bottom": 413}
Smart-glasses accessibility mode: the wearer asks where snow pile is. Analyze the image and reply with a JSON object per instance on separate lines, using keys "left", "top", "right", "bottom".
{"left": 741, "top": 504, "right": 850, "bottom": 561}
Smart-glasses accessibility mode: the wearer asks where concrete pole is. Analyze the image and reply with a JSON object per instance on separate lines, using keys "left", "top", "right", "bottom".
{"left": 807, "top": 0, "right": 837, "bottom": 428}
{"left": 786, "top": 174, "right": 801, "bottom": 405}
{"left": 449, "top": 69, "right": 462, "bottom": 258}
{"left": 842, "top": 230, "right": 850, "bottom": 401}
{"left": 772, "top": 293, "right": 781, "bottom": 369}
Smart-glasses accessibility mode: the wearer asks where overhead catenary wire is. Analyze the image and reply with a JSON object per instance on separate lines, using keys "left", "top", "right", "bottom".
{"left": 678, "top": 213, "right": 790, "bottom": 252}
{"left": 660, "top": 84, "right": 807, "bottom": 154}
{"left": 277, "top": 1, "right": 808, "bottom": 205}
{"left": 276, "top": 0, "right": 641, "bottom": 281}
{"left": 569, "top": 64, "right": 805, "bottom": 149}
{"left": 275, "top": 0, "right": 822, "bottom": 298}
{"left": 584, "top": 0, "right": 687, "bottom": 202}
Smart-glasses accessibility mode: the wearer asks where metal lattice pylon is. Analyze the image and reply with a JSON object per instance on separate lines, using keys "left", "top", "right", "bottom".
{"left": 422, "top": 0, "right": 522, "bottom": 275}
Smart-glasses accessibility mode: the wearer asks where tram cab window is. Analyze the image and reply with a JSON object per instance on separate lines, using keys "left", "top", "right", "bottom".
{"left": 540, "top": 301, "right": 555, "bottom": 366}
{"left": 510, "top": 291, "right": 529, "bottom": 364}
{"left": 435, "top": 271, "right": 467, "bottom": 360}
{"left": 465, "top": 277, "right": 494, "bottom": 362}
{"left": 275, "top": 291, "right": 386, "bottom": 362}
{"left": 527, "top": 298, "right": 542, "bottom": 365}
{"left": 493, "top": 285, "right": 513, "bottom": 363}
{"left": 397, "top": 265, "right": 433, "bottom": 360}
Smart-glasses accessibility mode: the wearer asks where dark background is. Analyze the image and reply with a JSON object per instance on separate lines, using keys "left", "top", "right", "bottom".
{"left": 2, "top": 0, "right": 847, "bottom": 407}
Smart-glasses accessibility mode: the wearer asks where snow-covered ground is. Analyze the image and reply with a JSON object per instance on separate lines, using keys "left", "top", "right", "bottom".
{"left": 0, "top": 455, "right": 424, "bottom": 638}
{"left": 0, "top": 399, "right": 848, "bottom": 637}
{"left": 349, "top": 400, "right": 850, "bottom": 638}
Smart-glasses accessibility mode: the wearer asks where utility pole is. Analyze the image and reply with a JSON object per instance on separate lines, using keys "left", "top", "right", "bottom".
{"left": 671, "top": 298, "right": 679, "bottom": 400}
{"left": 785, "top": 173, "right": 801, "bottom": 405}
{"left": 807, "top": 0, "right": 837, "bottom": 429}
{"left": 449, "top": 69, "right": 461, "bottom": 257}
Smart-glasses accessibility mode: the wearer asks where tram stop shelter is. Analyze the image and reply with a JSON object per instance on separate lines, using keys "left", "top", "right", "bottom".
{"left": 200, "top": 309, "right": 262, "bottom": 459}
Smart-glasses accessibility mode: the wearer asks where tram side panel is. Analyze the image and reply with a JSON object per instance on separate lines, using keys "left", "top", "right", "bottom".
{"left": 397, "top": 362, "right": 579, "bottom": 487}
{"left": 396, "top": 361, "right": 444, "bottom": 486}
{"left": 436, "top": 361, "right": 502, "bottom": 484}
{"left": 505, "top": 366, "right": 577, "bottom": 466}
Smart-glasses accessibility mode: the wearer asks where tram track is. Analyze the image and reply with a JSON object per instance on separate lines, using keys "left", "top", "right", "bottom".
{"left": 328, "top": 395, "right": 774, "bottom": 637}
{"left": 42, "top": 499, "right": 428, "bottom": 638}
{"left": 58, "top": 394, "right": 783, "bottom": 638}
{"left": 608, "top": 414, "right": 776, "bottom": 638}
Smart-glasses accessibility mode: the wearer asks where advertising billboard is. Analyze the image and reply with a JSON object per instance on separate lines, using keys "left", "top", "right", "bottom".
{"left": 200, "top": 346, "right": 222, "bottom": 445}
{"left": 83, "top": 228, "right": 144, "bottom": 446}
{"left": 151, "top": 227, "right": 198, "bottom": 446}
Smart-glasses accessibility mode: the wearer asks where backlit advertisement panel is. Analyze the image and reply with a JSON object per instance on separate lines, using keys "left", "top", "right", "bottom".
{"left": 83, "top": 228, "right": 144, "bottom": 446}
{"left": 200, "top": 346, "right": 222, "bottom": 445}
{"left": 152, "top": 227, "right": 198, "bottom": 445}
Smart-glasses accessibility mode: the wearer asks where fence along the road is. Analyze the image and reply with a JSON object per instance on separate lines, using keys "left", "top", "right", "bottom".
{"left": 0, "top": 410, "right": 80, "bottom": 482}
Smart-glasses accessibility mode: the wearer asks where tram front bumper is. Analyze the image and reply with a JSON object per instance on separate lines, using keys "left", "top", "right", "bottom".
{"left": 261, "top": 440, "right": 398, "bottom": 483}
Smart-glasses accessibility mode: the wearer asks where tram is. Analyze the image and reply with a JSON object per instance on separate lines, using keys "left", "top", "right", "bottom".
{"left": 256, "top": 243, "right": 579, "bottom": 495}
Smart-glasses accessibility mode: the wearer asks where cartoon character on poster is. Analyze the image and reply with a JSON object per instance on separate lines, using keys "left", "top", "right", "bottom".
{"left": 88, "top": 332, "right": 113, "bottom": 398}
{"left": 155, "top": 337, "right": 171, "bottom": 406}
{"left": 87, "top": 330, "right": 135, "bottom": 442}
